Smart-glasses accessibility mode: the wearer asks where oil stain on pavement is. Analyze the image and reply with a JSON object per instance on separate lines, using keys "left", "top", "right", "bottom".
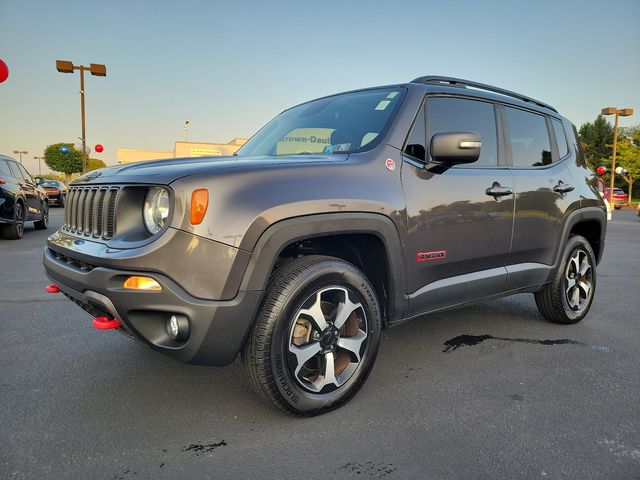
{"left": 442, "top": 334, "right": 609, "bottom": 353}
{"left": 182, "top": 440, "right": 227, "bottom": 457}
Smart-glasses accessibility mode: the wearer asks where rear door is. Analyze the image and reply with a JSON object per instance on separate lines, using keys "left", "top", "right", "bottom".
{"left": 15, "top": 162, "right": 43, "bottom": 220}
{"left": 503, "top": 107, "right": 581, "bottom": 288}
{"left": 402, "top": 96, "right": 514, "bottom": 315}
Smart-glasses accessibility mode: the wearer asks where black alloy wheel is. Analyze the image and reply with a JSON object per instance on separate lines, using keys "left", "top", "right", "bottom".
{"left": 34, "top": 203, "right": 49, "bottom": 230}
{"left": 3, "top": 202, "right": 25, "bottom": 239}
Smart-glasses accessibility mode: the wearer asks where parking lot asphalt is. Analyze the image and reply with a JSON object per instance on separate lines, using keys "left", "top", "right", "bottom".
{"left": 1, "top": 208, "right": 639, "bottom": 480}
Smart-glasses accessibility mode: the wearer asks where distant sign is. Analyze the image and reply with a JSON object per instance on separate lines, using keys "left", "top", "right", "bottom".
{"left": 276, "top": 128, "right": 334, "bottom": 155}
{"left": 190, "top": 148, "right": 222, "bottom": 157}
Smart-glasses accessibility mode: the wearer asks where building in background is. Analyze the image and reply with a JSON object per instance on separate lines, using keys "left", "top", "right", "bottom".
{"left": 117, "top": 138, "right": 247, "bottom": 164}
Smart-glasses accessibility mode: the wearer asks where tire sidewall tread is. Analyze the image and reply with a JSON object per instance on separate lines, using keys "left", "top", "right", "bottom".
{"left": 242, "top": 255, "right": 381, "bottom": 416}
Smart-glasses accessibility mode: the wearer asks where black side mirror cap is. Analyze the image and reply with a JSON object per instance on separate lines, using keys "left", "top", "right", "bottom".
{"left": 430, "top": 132, "right": 481, "bottom": 165}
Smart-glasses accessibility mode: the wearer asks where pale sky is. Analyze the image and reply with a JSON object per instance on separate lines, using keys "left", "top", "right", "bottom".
{"left": 1, "top": 0, "right": 639, "bottom": 174}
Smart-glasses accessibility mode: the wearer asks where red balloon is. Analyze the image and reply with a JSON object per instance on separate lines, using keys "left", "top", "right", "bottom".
{"left": 0, "top": 59, "right": 8, "bottom": 83}
{"left": 95, "top": 144, "right": 104, "bottom": 153}
{"left": 596, "top": 166, "right": 606, "bottom": 175}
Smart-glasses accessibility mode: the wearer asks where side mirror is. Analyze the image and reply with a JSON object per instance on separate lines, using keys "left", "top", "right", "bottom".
{"left": 430, "top": 132, "right": 481, "bottom": 165}
{"left": 34, "top": 176, "right": 44, "bottom": 185}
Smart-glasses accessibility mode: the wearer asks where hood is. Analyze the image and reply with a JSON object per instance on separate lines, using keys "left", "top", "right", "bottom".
{"left": 71, "top": 154, "right": 347, "bottom": 185}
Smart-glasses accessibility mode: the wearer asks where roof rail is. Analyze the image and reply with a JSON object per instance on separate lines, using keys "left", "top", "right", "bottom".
{"left": 411, "top": 75, "right": 557, "bottom": 113}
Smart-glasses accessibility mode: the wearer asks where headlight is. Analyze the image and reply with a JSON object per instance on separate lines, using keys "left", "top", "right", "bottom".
{"left": 143, "top": 187, "right": 170, "bottom": 234}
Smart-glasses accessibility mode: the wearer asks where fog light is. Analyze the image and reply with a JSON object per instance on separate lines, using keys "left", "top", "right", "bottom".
{"left": 123, "top": 276, "right": 162, "bottom": 291}
{"left": 167, "top": 314, "right": 189, "bottom": 341}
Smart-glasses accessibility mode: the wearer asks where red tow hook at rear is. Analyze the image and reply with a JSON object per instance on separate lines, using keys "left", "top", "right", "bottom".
{"left": 93, "top": 316, "right": 121, "bottom": 330}
{"left": 45, "top": 284, "right": 61, "bottom": 293}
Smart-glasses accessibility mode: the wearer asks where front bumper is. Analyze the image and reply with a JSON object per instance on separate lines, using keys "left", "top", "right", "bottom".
{"left": 43, "top": 246, "right": 263, "bottom": 366}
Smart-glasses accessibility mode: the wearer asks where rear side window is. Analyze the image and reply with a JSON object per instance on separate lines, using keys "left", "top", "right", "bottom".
{"left": 505, "top": 107, "right": 551, "bottom": 167}
{"left": 551, "top": 119, "right": 568, "bottom": 158}
{"left": 17, "top": 163, "right": 33, "bottom": 181}
{"left": 427, "top": 97, "right": 498, "bottom": 166}
{"left": 6, "top": 161, "right": 21, "bottom": 178}
{"left": 0, "top": 159, "right": 12, "bottom": 177}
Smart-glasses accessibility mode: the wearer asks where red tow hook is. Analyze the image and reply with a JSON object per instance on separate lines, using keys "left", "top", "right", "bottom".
{"left": 93, "top": 316, "right": 121, "bottom": 330}
{"left": 45, "top": 284, "right": 61, "bottom": 293}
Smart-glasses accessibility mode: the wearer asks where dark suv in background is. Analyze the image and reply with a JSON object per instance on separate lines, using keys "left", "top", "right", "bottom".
{"left": 43, "top": 76, "right": 606, "bottom": 415}
{"left": 0, "top": 154, "right": 49, "bottom": 239}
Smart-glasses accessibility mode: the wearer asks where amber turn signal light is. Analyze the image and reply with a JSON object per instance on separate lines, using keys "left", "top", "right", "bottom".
{"left": 190, "top": 189, "right": 209, "bottom": 225}
{"left": 123, "top": 276, "right": 162, "bottom": 291}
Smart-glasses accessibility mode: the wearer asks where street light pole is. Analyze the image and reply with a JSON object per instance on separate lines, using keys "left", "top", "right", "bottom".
{"left": 56, "top": 60, "right": 106, "bottom": 174}
{"left": 12, "top": 150, "right": 28, "bottom": 164}
{"left": 33, "top": 156, "right": 45, "bottom": 175}
{"left": 601, "top": 107, "right": 634, "bottom": 206}
{"left": 80, "top": 67, "right": 86, "bottom": 174}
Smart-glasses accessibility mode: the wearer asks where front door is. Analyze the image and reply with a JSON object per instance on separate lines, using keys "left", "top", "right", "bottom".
{"left": 402, "top": 96, "right": 514, "bottom": 316}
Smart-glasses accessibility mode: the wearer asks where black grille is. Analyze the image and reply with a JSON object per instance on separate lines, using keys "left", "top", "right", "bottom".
{"left": 63, "top": 186, "right": 120, "bottom": 240}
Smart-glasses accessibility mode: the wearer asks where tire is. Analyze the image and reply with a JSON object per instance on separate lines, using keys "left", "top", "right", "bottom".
{"left": 614, "top": 205, "right": 621, "bottom": 210}
{"left": 242, "top": 255, "right": 382, "bottom": 416}
{"left": 534, "top": 235, "right": 596, "bottom": 324}
{"left": 59, "top": 195, "right": 65, "bottom": 208}
{"left": 3, "top": 202, "right": 25, "bottom": 240}
{"left": 34, "top": 203, "right": 49, "bottom": 230}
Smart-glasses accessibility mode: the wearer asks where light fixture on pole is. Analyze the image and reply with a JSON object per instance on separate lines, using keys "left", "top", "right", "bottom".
{"left": 601, "top": 107, "right": 634, "bottom": 206}
{"left": 56, "top": 60, "right": 107, "bottom": 174}
{"left": 184, "top": 120, "right": 189, "bottom": 142}
{"left": 13, "top": 150, "right": 28, "bottom": 164}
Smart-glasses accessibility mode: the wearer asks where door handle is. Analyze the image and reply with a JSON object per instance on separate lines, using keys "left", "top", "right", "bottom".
{"left": 485, "top": 183, "right": 513, "bottom": 198}
{"left": 553, "top": 181, "right": 574, "bottom": 194}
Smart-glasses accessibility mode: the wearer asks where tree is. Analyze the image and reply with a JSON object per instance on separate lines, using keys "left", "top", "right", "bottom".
{"left": 578, "top": 115, "right": 614, "bottom": 170}
{"left": 44, "top": 143, "right": 83, "bottom": 181}
{"left": 87, "top": 158, "right": 106, "bottom": 172}
{"left": 612, "top": 125, "right": 640, "bottom": 203}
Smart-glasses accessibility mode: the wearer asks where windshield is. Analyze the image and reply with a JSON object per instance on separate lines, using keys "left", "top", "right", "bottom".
{"left": 237, "top": 87, "right": 406, "bottom": 157}
{"left": 42, "top": 181, "right": 61, "bottom": 187}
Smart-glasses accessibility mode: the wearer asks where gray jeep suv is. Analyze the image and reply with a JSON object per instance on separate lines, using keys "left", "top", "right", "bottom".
{"left": 43, "top": 76, "right": 607, "bottom": 415}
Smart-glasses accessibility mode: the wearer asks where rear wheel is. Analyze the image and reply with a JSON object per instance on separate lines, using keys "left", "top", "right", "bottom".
{"left": 3, "top": 202, "right": 25, "bottom": 239}
{"left": 534, "top": 235, "right": 596, "bottom": 324}
{"left": 243, "top": 255, "right": 382, "bottom": 416}
{"left": 34, "top": 203, "right": 49, "bottom": 230}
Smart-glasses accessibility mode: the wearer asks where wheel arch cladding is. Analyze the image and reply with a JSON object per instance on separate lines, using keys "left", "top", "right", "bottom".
{"left": 240, "top": 213, "right": 408, "bottom": 324}
{"left": 569, "top": 220, "right": 603, "bottom": 264}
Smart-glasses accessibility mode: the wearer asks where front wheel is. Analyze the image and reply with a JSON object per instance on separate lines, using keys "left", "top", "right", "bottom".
{"left": 534, "top": 235, "right": 596, "bottom": 324}
{"left": 243, "top": 255, "right": 382, "bottom": 416}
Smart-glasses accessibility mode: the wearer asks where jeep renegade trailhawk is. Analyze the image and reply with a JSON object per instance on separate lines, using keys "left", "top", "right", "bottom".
{"left": 44, "top": 76, "right": 607, "bottom": 415}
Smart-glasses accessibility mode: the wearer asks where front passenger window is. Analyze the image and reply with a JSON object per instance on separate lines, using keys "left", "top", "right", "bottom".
{"left": 427, "top": 97, "right": 498, "bottom": 166}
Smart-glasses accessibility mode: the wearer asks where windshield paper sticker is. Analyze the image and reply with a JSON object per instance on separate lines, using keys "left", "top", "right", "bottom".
{"left": 375, "top": 100, "right": 391, "bottom": 111}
